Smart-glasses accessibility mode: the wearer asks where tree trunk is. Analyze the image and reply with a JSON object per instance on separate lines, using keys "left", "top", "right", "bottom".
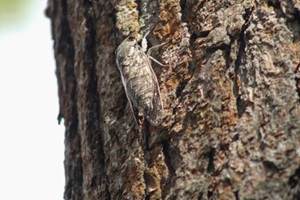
{"left": 46, "top": 0, "right": 300, "bottom": 199}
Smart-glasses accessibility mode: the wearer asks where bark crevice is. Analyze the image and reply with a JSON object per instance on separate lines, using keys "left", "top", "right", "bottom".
{"left": 234, "top": 4, "right": 255, "bottom": 118}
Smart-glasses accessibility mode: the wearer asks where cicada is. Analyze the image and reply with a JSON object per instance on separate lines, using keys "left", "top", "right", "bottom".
{"left": 115, "top": 36, "right": 164, "bottom": 126}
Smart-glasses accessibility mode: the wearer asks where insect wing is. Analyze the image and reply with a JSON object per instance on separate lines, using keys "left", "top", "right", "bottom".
{"left": 116, "top": 37, "right": 164, "bottom": 126}
{"left": 128, "top": 46, "right": 164, "bottom": 125}
{"left": 144, "top": 62, "right": 164, "bottom": 125}
{"left": 116, "top": 38, "right": 139, "bottom": 124}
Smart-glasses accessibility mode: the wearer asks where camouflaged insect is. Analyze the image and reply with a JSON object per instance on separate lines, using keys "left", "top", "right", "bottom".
{"left": 116, "top": 36, "right": 163, "bottom": 126}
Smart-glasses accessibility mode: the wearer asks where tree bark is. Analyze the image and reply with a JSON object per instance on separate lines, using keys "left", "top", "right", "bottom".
{"left": 46, "top": 0, "right": 300, "bottom": 199}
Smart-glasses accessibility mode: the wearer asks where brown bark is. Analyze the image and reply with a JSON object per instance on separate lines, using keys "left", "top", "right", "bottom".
{"left": 46, "top": 0, "right": 300, "bottom": 199}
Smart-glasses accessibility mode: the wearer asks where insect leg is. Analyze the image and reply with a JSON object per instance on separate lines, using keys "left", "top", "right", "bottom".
{"left": 149, "top": 56, "right": 165, "bottom": 67}
{"left": 147, "top": 42, "right": 166, "bottom": 66}
{"left": 147, "top": 42, "right": 166, "bottom": 56}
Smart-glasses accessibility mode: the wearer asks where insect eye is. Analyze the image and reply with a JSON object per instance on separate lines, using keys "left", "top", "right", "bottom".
{"left": 127, "top": 35, "right": 135, "bottom": 41}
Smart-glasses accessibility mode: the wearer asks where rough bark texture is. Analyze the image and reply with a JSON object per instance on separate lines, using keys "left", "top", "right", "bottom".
{"left": 46, "top": 0, "right": 300, "bottom": 199}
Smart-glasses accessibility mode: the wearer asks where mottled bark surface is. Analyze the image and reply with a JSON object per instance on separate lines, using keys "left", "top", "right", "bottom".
{"left": 46, "top": 0, "right": 300, "bottom": 199}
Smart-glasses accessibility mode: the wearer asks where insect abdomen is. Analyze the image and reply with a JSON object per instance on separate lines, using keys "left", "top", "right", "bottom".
{"left": 124, "top": 61, "right": 155, "bottom": 111}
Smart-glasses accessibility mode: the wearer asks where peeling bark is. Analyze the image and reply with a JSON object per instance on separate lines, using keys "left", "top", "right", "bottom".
{"left": 47, "top": 0, "right": 300, "bottom": 199}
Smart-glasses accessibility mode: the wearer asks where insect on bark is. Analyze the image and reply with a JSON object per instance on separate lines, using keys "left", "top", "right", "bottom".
{"left": 116, "top": 36, "right": 164, "bottom": 126}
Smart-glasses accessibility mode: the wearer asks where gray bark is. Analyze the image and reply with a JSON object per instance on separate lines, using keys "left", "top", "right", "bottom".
{"left": 46, "top": 0, "right": 300, "bottom": 199}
